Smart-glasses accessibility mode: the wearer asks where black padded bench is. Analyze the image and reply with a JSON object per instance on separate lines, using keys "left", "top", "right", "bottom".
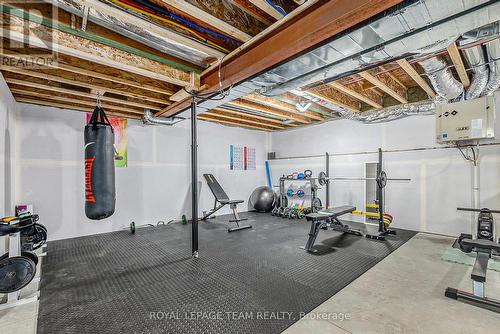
{"left": 202, "top": 174, "right": 252, "bottom": 232}
{"left": 304, "top": 205, "right": 361, "bottom": 252}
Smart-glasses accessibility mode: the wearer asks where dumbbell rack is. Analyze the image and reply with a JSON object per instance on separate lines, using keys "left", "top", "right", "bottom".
{"left": 277, "top": 177, "right": 322, "bottom": 214}
{"left": 0, "top": 231, "right": 45, "bottom": 311}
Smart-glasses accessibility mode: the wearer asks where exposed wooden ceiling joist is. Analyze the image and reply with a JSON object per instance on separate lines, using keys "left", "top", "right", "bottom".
{"left": 396, "top": 59, "right": 436, "bottom": 98}
{"left": 4, "top": 78, "right": 162, "bottom": 110}
{"left": 158, "top": 0, "right": 251, "bottom": 42}
{"left": 198, "top": 114, "right": 272, "bottom": 131}
{"left": 213, "top": 107, "right": 293, "bottom": 126}
{"left": 327, "top": 81, "right": 383, "bottom": 109}
{"left": 206, "top": 110, "right": 286, "bottom": 129}
{"left": 1, "top": 52, "right": 174, "bottom": 96}
{"left": 12, "top": 90, "right": 143, "bottom": 115}
{"left": 160, "top": 0, "right": 403, "bottom": 117}
{"left": 243, "top": 93, "right": 324, "bottom": 121}
{"left": 307, "top": 86, "right": 361, "bottom": 113}
{"left": 2, "top": 10, "right": 194, "bottom": 86}
{"left": 248, "top": 0, "right": 284, "bottom": 20}
{"left": 229, "top": 0, "right": 274, "bottom": 26}
{"left": 0, "top": 66, "right": 169, "bottom": 105}
{"left": 14, "top": 97, "right": 142, "bottom": 119}
{"left": 227, "top": 99, "right": 310, "bottom": 124}
{"left": 359, "top": 71, "right": 408, "bottom": 104}
{"left": 447, "top": 42, "right": 471, "bottom": 88}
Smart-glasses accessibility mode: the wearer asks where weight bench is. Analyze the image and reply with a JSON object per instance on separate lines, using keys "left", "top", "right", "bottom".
{"left": 202, "top": 174, "right": 252, "bottom": 232}
{"left": 303, "top": 205, "right": 361, "bottom": 253}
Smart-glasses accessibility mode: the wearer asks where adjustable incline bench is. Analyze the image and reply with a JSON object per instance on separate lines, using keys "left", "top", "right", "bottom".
{"left": 304, "top": 205, "right": 362, "bottom": 253}
{"left": 202, "top": 174, "right": 252, "bottom": 232}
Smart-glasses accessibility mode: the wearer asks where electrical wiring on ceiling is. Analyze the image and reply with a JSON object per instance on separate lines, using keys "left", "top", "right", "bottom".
{"left": 130, "top": 0, "right": 242, "bottom": 44}
{"left": 109, "top": 0, "right": 238, "bottom": 53}
{"left": 266, "top": 0, "right": 287, "bottom": 16}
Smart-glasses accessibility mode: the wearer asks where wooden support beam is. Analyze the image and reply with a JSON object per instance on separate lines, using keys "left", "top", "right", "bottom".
{"left": 243, "top": 93, "right": 324, "bottom": 121}
{"left": 359, "top": 71, "right": 408, "bottom": 104}
{"left": 447, "top": 42, "right": 471, "bottom": 88}
{"left": 327, "top": 81, "right": 383, "bottom": 109}
{"left": 249, "top": 0, "right": 285, "bottom": 20}
{"left": 227, "top": 99, "right": 310, "bottom": 124}
{"left": 159, "top": 0, "right": 251, "bottom": 42}
{"left": 2, "top": 8, "right": 192, "bottom": 86}
{"left": 5, "top": 78, "right": 162, "bottom": 110}
{"left": 207, "top": 110, "right": 285, "bottom": 129}
{"left": 198, "top": 114, "right": 272, "bottom": 131}
{"left": 396, "top": 59, "right": 436, "bottom": 98}
{"left": 76, "top": 0, "right": 224, "bottom": 60}
{"left": 214, "top": 107, "right": 294, "bottom": 126}
{"left": 307, "top": 86, "right": 361, "bottom": 112}
{"left": 1, "top": 66, "right": 169, "bottom": 105}
{"left": 0, "top": 52, "right": 173, "bottom": 96}
{"left": 14, "top": 97, "right": 141, "bottom": 119}
{"left": 12, "top": 89, "right": 143, "bottom": 114}
{"left": 159, "top": 0, "right": 403, "bottom": 117}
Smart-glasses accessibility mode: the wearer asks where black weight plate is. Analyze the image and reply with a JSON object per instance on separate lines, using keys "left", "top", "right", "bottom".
{"left": 312, "top": 198, "right": 322, "bottom": 212}
{"left": 0, "top": 256, "right": 36, "bottom": 293}
{"left": 377, "top": 171, "right": 387, "bottom": 189}
{"left": 1, "top": 251, "right": 39, "bottom": 266}
{"left": 130, "top": 222, "right": 136, "bottom": 234}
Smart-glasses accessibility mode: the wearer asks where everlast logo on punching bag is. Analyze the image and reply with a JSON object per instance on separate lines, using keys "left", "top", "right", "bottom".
{"left": 85, "top": 157, "right": 96, "bottom": 203}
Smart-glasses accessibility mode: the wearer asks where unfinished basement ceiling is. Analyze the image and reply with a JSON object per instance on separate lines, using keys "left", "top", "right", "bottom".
{"left": 192, "top": 0, "right": 500, "bottom": 130}
{"left": 3, "top": 1, "right": 500, "bottom": 132}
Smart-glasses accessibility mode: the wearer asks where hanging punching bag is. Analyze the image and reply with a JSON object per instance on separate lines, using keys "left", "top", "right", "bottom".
{"left": 84, "top": 105, "right": 116, "bottom": 220}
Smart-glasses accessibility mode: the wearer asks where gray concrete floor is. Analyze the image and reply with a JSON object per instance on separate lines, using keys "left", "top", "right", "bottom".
{"left": 283, "top": 233, "right": 500, "bottom": 334}
{"left": 2, "top": 233, "right": 499, "bottom": 334}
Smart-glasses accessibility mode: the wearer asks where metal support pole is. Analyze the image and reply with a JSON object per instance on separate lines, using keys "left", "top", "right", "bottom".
{"left": 325, "top": 152, "right": 330, "bottom": 209}
{"left": 377, "top": 148, "right": 384, "bottom": 232}
{"left": 472, "top": 145, "right": 480, "bottom": 240}
{"left": 191, "top": 96, "right": 198, "bottom": 258}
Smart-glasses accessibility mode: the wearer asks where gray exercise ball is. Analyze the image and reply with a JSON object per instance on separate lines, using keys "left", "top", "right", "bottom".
{"left": 249, "top": 186, "right": 276, "bottom": 212}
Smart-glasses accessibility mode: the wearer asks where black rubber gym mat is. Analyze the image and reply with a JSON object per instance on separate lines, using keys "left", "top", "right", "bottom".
{"left": 37, "top": 213, "right": 416, "bottom": 334}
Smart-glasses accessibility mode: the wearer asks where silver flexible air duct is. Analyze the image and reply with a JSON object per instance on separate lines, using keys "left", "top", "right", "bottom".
{"left": 463, "top": 46, "right": 489, "bottom": 100}
{"left": 484, "top": 39, "right": 500, "bottom": 96}
{"left": 143, "top": 110, "right": 184, "bottom": 126}
{"left": 418, "top": 57, "right": 464, "bottom": 100}
{"left": 335, "top": 101, "right": 435, "bottom": 124}
{"left": 294, "top": 90, "right": 435, "bottom": 124}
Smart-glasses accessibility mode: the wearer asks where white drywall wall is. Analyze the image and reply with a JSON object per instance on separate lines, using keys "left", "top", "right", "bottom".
{"left": 270, "top": 95, "right": 500, "bottom": 237}
{"left": 15, "top": 104, "right": 268, "bottom": 241}
{"left": 0, "top": 73, "right": 17, "bottom": 252}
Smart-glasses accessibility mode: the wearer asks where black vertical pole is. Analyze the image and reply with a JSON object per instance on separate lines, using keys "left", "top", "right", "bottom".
{"left": 377, "top": 148, "right": 384, "bottom": 233}
{"left": 325, "top": 152, "right": 330, "bottom": 209}
{"left": 191, "top": 96, "right": 199, "bottom": 258}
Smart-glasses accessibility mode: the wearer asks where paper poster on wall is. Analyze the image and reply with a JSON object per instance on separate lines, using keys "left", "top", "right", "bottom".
{"left": 230, "top": 145, "right": 256, "bottom": 170}
{"left": 86, "top": 114, "right": 128, "bottom": 168}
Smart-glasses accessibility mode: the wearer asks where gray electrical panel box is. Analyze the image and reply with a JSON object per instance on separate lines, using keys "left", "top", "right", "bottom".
{"left": 436, "top": 96, "right": 495, "bottom": 143}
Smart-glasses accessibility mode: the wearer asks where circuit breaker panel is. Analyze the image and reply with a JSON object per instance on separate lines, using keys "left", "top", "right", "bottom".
{"left": 436, "top": 96, "right": 495, "bottom": 143}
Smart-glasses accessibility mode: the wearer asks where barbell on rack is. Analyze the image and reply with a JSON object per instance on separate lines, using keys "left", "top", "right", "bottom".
{"left": 316, "top": 171, "right": 410, "bottom": 189}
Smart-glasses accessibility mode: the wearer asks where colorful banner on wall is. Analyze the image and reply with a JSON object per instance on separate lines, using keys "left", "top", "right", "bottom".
{"left": 86, "top": 114, "right": 128, "bottom": 168}
{"left": 230, "top": 145, "right": 256, "bottom": 170}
